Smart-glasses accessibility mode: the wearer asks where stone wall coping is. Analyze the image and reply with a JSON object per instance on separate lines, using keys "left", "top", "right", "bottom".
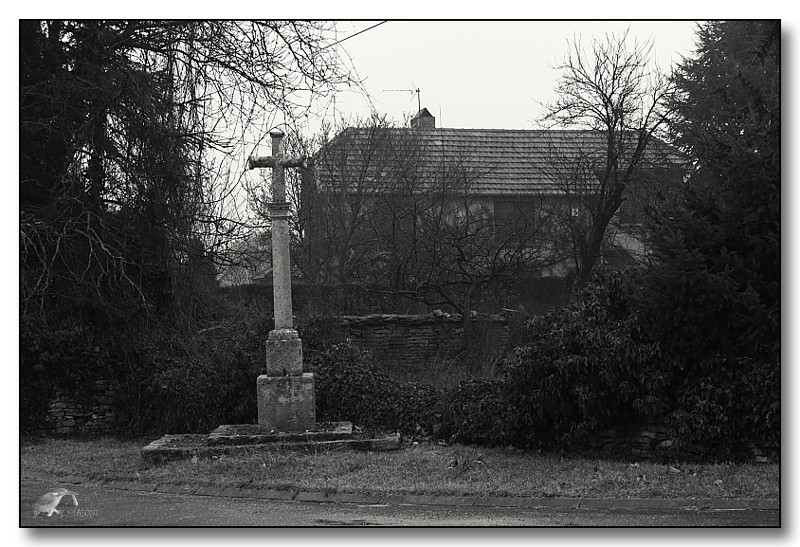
{"left": 334, "top": 312, "right": 509, "bottom": 327}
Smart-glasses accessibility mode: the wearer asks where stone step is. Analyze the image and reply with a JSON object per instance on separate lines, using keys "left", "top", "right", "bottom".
{"left": 141, "top": 430, "right": 401, "bottom": 464}
{"left": 207, "top": 422, "right": 353, "bottom": 446}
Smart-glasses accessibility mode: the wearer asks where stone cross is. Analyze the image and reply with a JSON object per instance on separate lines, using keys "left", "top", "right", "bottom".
{"left": 247, "top": 129, "right": 315, "bottom": 431}
{"left": 248, "top": 129, "right": 305, "bottom": 333}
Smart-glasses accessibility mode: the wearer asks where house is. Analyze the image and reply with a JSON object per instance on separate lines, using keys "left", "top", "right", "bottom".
{"left": 301, "top": 108, "right": 685, "bottom": 283}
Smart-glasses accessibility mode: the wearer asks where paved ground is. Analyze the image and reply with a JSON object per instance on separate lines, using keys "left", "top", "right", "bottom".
{"left": 20, "top": 474, "right": 780, "bottom": 527}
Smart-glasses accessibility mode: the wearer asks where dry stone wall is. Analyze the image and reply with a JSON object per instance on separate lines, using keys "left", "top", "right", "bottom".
{"left": 587, "top": 423, "right": 682, "bottom": 460}
{"left": 43, "top": 379, "right": 118, "bottom": 435}
{"left": 331, "top": 312, "right": 512, "bottom": 369}
{"left": 586, "top": 423, "right": 778, "bottom": 463}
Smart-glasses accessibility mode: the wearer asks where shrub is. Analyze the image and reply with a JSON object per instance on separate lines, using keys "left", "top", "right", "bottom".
{"left": 499, "top": 270, "right": 667, "bottom": 450}
{"left": 296, "top": 314, "right": 346, "bottom": 355}
{"left": 637, "top": 209, "right": 781, "bottom": 455}
{"left": 438, "top": 379, "right": 513, "bottom": 446}
{"left": 663, "top": 355, "right": 780, "bottom": 457}
{"left": 19, "top": 313, "right": 119, "bottom": 432}
{"left": 128, "top": 334, "right": 259, "bottom": 434}
{"left": 308, "top": 342, "right": 442, "bottom": 436}
{"left": 492, "top": 269, "right": 779, "bottom": 459}
{"left": 118, "top": 298, "right": 270, "bottom": 434}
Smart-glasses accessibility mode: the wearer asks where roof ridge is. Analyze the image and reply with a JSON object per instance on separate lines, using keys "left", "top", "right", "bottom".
{"left": 343, "top": 127, "right": 607, "bottom": 133}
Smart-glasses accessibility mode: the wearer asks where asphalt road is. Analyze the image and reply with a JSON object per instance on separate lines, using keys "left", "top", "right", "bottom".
{"left": 20, "top": 478, "right": 779, "bottom": 527}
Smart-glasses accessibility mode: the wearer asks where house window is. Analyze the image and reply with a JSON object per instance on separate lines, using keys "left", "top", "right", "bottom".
{"left": 618, "top": 194, "right": 645, "bottom": 226}
{"left": 494, "top": 200, "right": 538, "bottom": 245}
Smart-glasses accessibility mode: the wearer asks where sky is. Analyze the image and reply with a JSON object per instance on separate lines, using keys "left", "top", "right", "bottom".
{"left": 295, "top": 20, "right": 701, "bottom": 134}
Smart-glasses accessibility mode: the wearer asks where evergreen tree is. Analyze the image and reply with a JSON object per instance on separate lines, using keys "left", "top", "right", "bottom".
{"left": 645, "top": 20, "right": 779, "bottom": 361}
{"left": 640, "top": 21, "right": 780, "bottom": 450}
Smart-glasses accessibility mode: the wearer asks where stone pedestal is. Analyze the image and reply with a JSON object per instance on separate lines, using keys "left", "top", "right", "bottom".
{"left": 257, "top": 373, "right": 316, "bottom": 432}
{"left": 259, "top": 328, "right": 315, "bottom": 431}
{"left": 265, "top": 329, "right": 303, "bottom": 376}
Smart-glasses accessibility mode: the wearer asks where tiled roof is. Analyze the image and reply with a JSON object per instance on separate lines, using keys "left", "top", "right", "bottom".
{"left": 313, "top": 127, "right": 685, "bottom": 196}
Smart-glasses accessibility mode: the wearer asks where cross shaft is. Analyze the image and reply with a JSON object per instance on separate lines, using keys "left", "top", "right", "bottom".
{"left": 247, "top": 129, "right": 306, "bottom": 332}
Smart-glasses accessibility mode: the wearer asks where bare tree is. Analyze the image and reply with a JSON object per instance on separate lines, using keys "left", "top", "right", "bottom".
{"left": 300, "top": 116, "right": 552, "bottom": 317}
{"left": 376, "top": 164, "right": 549, "bottom": 317}
{"left": 539, "top": 30, "right": 677, "bottom": 288}
{"left": 20, "top": 21, "right": 354, "bottom": 320}
{"left": 295, "top": 115, "right": 400, "bottom": 290}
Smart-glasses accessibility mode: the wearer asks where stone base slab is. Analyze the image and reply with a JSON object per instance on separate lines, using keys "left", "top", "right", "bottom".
{"left": 208, "top": 422, "right": 352, "bottom": 446}
{"left": 141, "top": 432, "right": 402, "bottom": 464}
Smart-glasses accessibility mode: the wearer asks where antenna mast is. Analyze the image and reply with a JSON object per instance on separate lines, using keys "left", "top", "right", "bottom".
{"left": 382, "top": 87, "right": 422, "bottom": 113}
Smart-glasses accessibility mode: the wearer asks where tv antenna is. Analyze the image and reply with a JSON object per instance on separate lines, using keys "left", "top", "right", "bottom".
{"left": 382, "top": 86, "right": 421, "bottom": 113}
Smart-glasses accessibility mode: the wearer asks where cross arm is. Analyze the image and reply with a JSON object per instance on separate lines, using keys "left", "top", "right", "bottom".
{"left": 247, "top": 155, "right": 307, "bottom": 170}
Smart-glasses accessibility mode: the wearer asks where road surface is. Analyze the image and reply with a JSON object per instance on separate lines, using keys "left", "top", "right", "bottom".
{"left": 20, "top": 477, "right": 779, "bottom": 527}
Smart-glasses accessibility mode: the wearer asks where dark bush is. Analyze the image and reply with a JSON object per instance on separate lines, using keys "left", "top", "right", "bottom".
{"left": 499, "top": 270, "right": 668, "bottom": 450}
{"left": 438, "top": 379, "right": 513, "bottom": 446}
{"left": 22, "top": 265, "right": 776, "bottom": 459}
{"left": 19, "top": 288, "right": 273, "bottom": 436}
{"left": 488, "top": 269, "right": 779, "bottom": 459}
{"left": 663, "top": 355, "right": 779, "bottom": 457}
{"left": 636, "top": 209, "right": 781, "bottom": 455}
{"left": 20, "top": 313, "right": 119, "bottom": 432}
{"left": 118, "top": 295, "right": 270, "bottom": 433}
{"left": 308, "top": 342, "right": 442, "bottom": 436}
{"left": 126, "top": 331, "right": 259, "bottom": 434}
{"left": 296, "top": 314, "right": 346, "bottom": 355}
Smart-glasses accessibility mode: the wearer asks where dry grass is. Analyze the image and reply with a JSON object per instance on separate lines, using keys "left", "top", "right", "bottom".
{"left": 21, "top": 437, "right": 779, "bottom": 499}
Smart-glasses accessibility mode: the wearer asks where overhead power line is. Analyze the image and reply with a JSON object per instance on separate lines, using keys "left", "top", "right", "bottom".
{"left": 321, "top": 21, "right": 387, "bottom": 51}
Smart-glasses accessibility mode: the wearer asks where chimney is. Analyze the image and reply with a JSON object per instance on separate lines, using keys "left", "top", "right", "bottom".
{"left": 410, "top": 108, "right": 436, "bottom": 129}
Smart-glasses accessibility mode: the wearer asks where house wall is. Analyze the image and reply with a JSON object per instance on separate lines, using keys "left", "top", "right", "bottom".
{"left": 613, "top": 229, "right": 647, "bottom": 262}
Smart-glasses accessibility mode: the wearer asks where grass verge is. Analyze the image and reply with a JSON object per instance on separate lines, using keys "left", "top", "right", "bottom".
{"left": 21, "top": 436, "right": 778, "bottom": 499}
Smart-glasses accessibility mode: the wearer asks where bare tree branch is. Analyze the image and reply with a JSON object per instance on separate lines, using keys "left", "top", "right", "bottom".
{"left": 538, "top": 30, "right": 677, "bottom": 288}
